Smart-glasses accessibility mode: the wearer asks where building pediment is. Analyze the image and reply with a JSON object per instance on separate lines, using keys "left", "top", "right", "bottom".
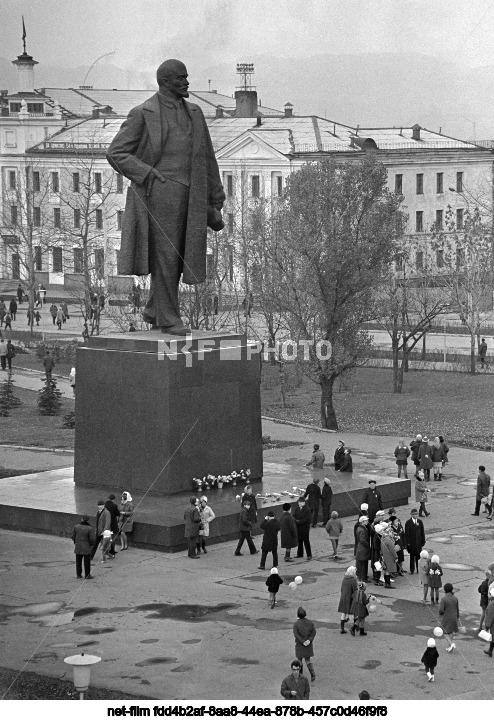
{"left": 216, "top": 131, "right": 290, "bottom": 162}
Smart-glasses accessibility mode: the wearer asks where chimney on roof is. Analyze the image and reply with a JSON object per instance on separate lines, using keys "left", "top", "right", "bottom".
{"left": 412, "top": 124, "right": 421, "bottom": 141}
{"left": 92, "top": 107, "right": 100, "bottom": 119}
{"left": 235, "top": 62, "right": 258, "bottom": 118}
{"left": 215, "top": 106, "right": 224, "bottom": 119}
{"left": 256, "top": 114, "right": 262, "bottom": 127}
{"left": 284, "top": 102, "right": 293, "bottom": 118}
{"left": 12, "top": 51, "right": 38, "bottom": 94}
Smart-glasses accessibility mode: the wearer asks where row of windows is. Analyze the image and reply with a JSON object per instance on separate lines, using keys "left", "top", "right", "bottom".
{"left": 10, "top": 205, "right": 124, "bottom": 230}
{"left": 414, "top": 208, "right": 463, "bottom": 232}
{"left": 395, "top": 171, "right": 463, "bottom": 195}
{"left": 31, "top": 246, "right": 105, "bottom": 274}
{"left": 5, "top": 170, "right": 125, "bottom": 194}
{"left": 223, "top": 173, "right": 284, "bottom": 199}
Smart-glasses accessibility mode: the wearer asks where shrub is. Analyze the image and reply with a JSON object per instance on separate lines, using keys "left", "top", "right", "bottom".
{"left": 37, "top": 379, "right": 63, "bottom": 416}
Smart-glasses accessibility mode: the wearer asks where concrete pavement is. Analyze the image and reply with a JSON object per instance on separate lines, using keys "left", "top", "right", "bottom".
{"left": 1, "top": 421, "right": 494, "bottom": 700}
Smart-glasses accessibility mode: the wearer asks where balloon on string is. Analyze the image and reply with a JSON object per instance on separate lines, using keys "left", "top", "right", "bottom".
{"left": 294, "top": 576, "right": 303, "bottom": 585}
{"left": 368, "top": 604, "right": 377, "bottom": 613}
{"left": 289, "top": 581, "right": 297, "bottom": 590}
{"left": 433, "top": 627, "right": 443, "bottom": 637}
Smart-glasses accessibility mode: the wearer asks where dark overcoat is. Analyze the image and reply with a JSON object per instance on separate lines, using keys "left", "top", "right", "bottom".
{"left": 184, "top": 505, "right": 201, "bottom": 539}
{"left": 438, "top": 592, "right": 459, "bottom": 634}
{"left": 338, "top": 575, "right": 358, "bottom": 614}
{"left": 280, "top": 512, "right": 298, "bottom": 549}
{"left": 72, "top": 522, "right": 94, "bottom": 555}
{"left": 293, "top": 617, "right": 316, "bottom": 658}
{"left": 404, "top": 518, "right": 426, "bottom": 554}
{"left": 260, "top": 517, "right": 281, "bottom": 551}
{"left": 355, "top": 525, "right": 371, "bottom": 561}
{"left": 293, "top": 505, "right": 312, "bottom": 541}
{"left": 106, "top": 93, "right": 224, "bottom": 282}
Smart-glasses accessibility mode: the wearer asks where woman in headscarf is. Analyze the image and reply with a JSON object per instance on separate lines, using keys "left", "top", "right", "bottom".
{"left": 118, "top": 491, "right": 134, "bottom": 550}
{"left": 337, "top": 566, "right": 358, "bottom": 634}
{"left": 380, "top": 524, "right": 398, "bottom": 589}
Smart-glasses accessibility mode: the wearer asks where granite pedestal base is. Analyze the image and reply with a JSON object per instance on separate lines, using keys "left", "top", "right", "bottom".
{"left": 74, "top": 331, "right": 262, "bottom": 495}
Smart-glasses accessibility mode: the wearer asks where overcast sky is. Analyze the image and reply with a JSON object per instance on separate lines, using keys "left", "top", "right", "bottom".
{"left": 3, "top": 0, "right": 494, "bottom": 76}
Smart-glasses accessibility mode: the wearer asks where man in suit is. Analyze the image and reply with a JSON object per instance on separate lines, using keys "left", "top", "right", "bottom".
{"left": 361, "top": 480, "right": 383, "bottom": 523}
{"left": 404, "top": 508, "right": 426, "bottom": 574}
{"left": 106, "top": 59, "right": 225, "bottom": 334}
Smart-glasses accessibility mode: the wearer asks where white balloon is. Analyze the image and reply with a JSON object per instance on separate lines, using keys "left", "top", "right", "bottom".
{"left": 368, "top": 604, "right": 377, "bottom": 613}
{"left": 289, "top": 581, "right": 297, "bottom": 590}
{"left": 295, "top": 576, "right": 303, "bottom": 585}
{"left": 433, "top": 627, "right": 443, "bottom": 637}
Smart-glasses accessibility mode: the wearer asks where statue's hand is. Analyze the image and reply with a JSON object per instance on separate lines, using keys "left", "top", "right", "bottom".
{"left": 150, "top": 168, "right": 166, "bottom": 183}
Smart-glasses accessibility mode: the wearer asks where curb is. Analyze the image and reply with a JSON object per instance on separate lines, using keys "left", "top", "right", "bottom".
{"left": 262, "top": 415, "right": 336, "bottom": 433}
{"left": 0, "top": 444, "right": 74, "bottom": 454}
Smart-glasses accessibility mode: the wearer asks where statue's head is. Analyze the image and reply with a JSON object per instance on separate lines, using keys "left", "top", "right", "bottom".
{"left": 156, "top": 59, "right": 189, "bottom": 98}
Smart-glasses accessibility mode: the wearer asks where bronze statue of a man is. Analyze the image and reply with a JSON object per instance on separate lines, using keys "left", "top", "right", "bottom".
{"left": 107, "top": 59, "right": 225, "bottom": 334}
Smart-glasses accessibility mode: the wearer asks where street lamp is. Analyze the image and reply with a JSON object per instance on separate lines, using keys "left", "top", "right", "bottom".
{"left": 38, "top": 286, "right": 46, "bottom": 341}
{"left": 63, "top": 653, "right": 101, "bottom": 700}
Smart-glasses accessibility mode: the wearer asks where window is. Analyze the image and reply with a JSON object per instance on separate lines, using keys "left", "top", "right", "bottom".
{"left": 277, "top": 175, "right": 283, "bottom": 197}
{"left": 456, "top": 208, "right": 464, "bottom": 230}
{"left": 436, "top": 249, "right": 444, "bottom": 268}
{"left": 51, "top": 171, "right": 59, "bottom": 193}
{"left": 52, "top": 247, "right": 63, "bottom": 272}
{"left": 226, "top": 174, "right": 233, "bottom": 197}
{"left": 436, "top": 172, "right": 443, "bottom": 194}
{"left": 95, "top": 248, "right": 104, "bottom": 278}
{"left": 395, "top": 254, "right": 404, "bottom": 271}
{"left": 27, "top": 102, "right": 44, "bottom": 113}
{"left": 10, "top": 102, "right": 21, "bottom": 113}
{"left": 435, "top": 209, "right": 443, "bottom": 231}
{"left": 456, "top": 172, "right": 463, "bottom": 193}
{"left": 94, "top": 172, "right": 102, "bottom": 194}
{"left": 73, "top": 172, "right": 80, "bottom": 193}
{"left": 73, "top": 209, "right": 80, "bottom": 228}
{"left": 4, "top": 130, "right": 17, "bottom": 147}
{"left": 73, "top": 248, "right": 83, "bottom": 273}
{"left": 116, "top": 173, "right": 124, "bottom": 194}
{"left": 456, "top": 247, "right": 465, "bottom": 270}
{"left": 9, "top": 171, "right": 16, "bottom": 190}
{"left": 95, "top": 208, "right": 103, "bottom": 229}
{"left": 117, "top": 210, "right": 124, "bottom": 230}
{"left": 12, "top": 254, "right": 20, "bottom": 279}
{"left": 227, "top": 212, "right": 234, "bottom": 234}
{"left": 35, "top": 246, "right": 42, "bottom": 271}
{"left": 32, "top": 171, "right": 40, "bottom": 192}
{"left": 54, "top": 207, "right": 61, "bottom": 228}
{"left": 251, "top": 175, "right": 260, "bottom": 198}
{"left": 395, "top": 174, "right": 403, "bottom": 194}
{"left": 33, "top": 206, "right": 41, "bottom": 227}
{"left": 10, "top": 206, "right": 18, "bottom": 225}
{"left": 416, "top": 250, "right": 424, "bottom": 271}
{"left": 416, "top": 173, "right": 424, "bottom": 195}
{"left": 415, "top": 210, "right": 423, "bottom": 232}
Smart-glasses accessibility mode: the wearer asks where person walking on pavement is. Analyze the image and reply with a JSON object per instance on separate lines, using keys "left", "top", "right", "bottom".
{"left": 265, "top": 567, "right": 284, "bottom": 609}
{"left": 439, "top": 583, "right": 461, "bottom": 653}
{"left": 355, "top": 516, "right": 371, "bottom": 581}
{"left": 410, "top": 434, "right": 423, "bottom": 479}
{"left": 405, "top": 508, "right": 426, "bottom": 574}
{"left": 303, "top": 477, "right": 321, "bottom": 528}
{"left": 350, "top": 581, "right": 371, "bottom": 636}
{"left": 104, "top": 494, "right": 120, "bottom": 558}
{"left": 17, "top": 284, "right": 23, "bottom": 305}
{"left": 6, "top": 340, "right": 15, "bottom": 372}
{"left": 280, "top": 502, "right": 298, "bottom": 562}
{"left": 3, "top": 312, "right": 12, "bottom": 331}
{"left": 338, "top": 565, "right": 358, "bottom": 633}
{"left": 9, "top": 298, "right": 17, "bottom": 321}
{"left": 361, "top": 480, "right": 383, "bottom": 523}
{"left": 184, "top": 496, "right": 202, "bottom": 559}
{"left": 334, "top": 440, "right": 345, "bottom": 471}
{"left": 241, "top": 485, "right": 258, "bottom": 525}
{"left": 118, "top": 491, "right": 134, "bottom": 550}
{"left": 321, "top": 477, "right": 333, "bottom": 526}
{"left": 418, "top": 436, "right": 434, "bottom": 481}
{"left": 56, "top": 306, "right": 64, "bottom": 330}
{"left": 0, "top": 339, "right": 7, "bottom": 371}
{"left": 61, "top": 301, "right": 69, "bottom": 320}
{"left": 394, "top": 440, "right": 410, "bottom": 478}
{"left": 90, "top": 500, "right": 111, "bottom": 560}
{"left": 34, "top": 310, "right": 41, "bottom": 326}
{"left": 480, "top": 338, "right": 488, "bottom": 369}
{"left": 49, "top": 304, "right": 58, "bottom": 325}
{"left": 431, "top": 437, "right": 444, "bottom": 481}
{"left": 294, "top": 497, "right": 312, "bottom": 561}
{"left": 0, "top": 299, "right": 6, "bottom": 327}
{"left": 280, "top": 660, "right": 310, "bottom": 700}
{"left": 234, "top": 500, "right": 258, "bottom": 556}
{"left": 293, "top": 607, "right": 316, "bottom": 683}
{"left": 72, "top": 515, "right": 95, "bottom": 579}
{"left": 42, "top": 350, "right": 55, "bottom": 381}
{"left": 305, "top": 443, "right": 325, "bottom": 481}
{"left": 472, "top": 465, "right": 491, "bottom": 517}
{"left": 326, "top": 511, "right": 343, "bottom": 559}
{"left": 259, "top": 510, "right": 281, "bottom": 570}
{"left": 415, "top": 471, "right": 430, "bottom": 517}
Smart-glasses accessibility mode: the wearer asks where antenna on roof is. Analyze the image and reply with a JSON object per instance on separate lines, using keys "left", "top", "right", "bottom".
{"left": 208, "top": 79, "right": 211, "bottom": 91}
{"left": 22, "top": 15, "right": 27, "bottom": 54}
{"left": 355, "top": 124, "right": 359, "bottom": 136}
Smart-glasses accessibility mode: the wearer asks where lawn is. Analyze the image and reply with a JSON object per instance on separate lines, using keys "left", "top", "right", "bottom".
{"left": 260, "top": 364, "right": 494, "bottom": 450}
{"left": 0, "top": 385, "right": 75, "bottom": 449}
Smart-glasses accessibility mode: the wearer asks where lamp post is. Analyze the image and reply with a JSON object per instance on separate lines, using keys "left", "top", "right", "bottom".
{"left": 38, "top": 287, "right": 46, "bottom": 341}
{"left": 64, "top": 652, "right": 101, "bottom": 700}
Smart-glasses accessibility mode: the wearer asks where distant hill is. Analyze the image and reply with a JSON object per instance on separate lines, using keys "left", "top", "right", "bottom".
{"left": 1, "top": 51, "right": 493, "bottom": 140}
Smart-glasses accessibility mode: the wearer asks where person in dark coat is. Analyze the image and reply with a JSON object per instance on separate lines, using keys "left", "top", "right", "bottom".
{"left": 338, "top": 449, "right": 353, "bottom": 473}
{"left": 410, "top": 434, "right": 422, "bottom": 479}
{"left": 265, "top": 567, "right": 284, "bottom": 609}
{"left": 350, "top": 581, "right": 370, "bottom": 636}
{"left": 241, "top": 485, "right": 258, "bottom": 524}
{"left": 106, "top": 59, "right": 225, "bottom": 333}
{"left": 293, "top": 607, "right": 316, "bottom": 682}
{"left": 72, "top": 515, "right": 95, "bottom": 579}
{"left": 234, "top": 500, "right": 258, "bottom": 556}
{"left": 477, "top": 570, "right": 490, "bottom": 633}
{"left": 105, "top": 494, "right": 121, "bottom": 557}
{"left": 394, "top": 440, "right": 410, "bottom": 478}
{"left": 294, "top": 497, "right": 312, "bottom": 560}
{"left": 361, "top": 481, "right": 383, "bottom": 523}
{"left": 355, "top": 517, "right": 371, "bottom": 581}
{"left": 439, "top": 583, "right": 461, "bottom": 652}
{"left": 320, "top": 477, "right": 333, "bottom": 525}
{"left": 280, "top": 660, "right": 310, "bottom": 700}
{"left": 16, "top": 284, "right": 23, "bottom": 304}
{"left": 421, "top": 638, "right": 439, "bottom": 682}
{"left": 259, "top": 511, "right": 281, "bottom": 570}
{"left": 480, "top": 337, "right": 488, "bottom": 369}
{"left": 305, "top": 444, "right": 325, "bottom": 481}
{"left": 418, "top": 436, "right": 434, "bottom": 481}
{"left": 338, "top": 566, "right": 358, "bottom": 633}
{"left": 184, "top": 496, "right": 202, "bottom": 558}
{"left": 483, "top": 588, "right": 494, "bottom": 657}
{"left": 334, "top": 440, "right": 345, "bottom": 471}
{"left": 280, "top": 503, "right": 298, "bottom": 562}
{"left": 49, "top": 303, "right": 58, "bottom": 325}
{"left": 472, "top": 465, "right": 491, "bottom": 516}
{"left": 404, "top": 508, "right": 426, "bottom": 573}
{"left": 9, "top": 298, "right": 17, "bottom": 320}
{"left": 303, "top": 478, "right": 321, "bottom": 527}
{"left": 90, "top": 500, "right": 111, "bottom": 560}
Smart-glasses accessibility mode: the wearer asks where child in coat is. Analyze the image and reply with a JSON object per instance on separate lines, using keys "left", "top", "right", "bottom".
{"left": 428, "top": 554, "right": 443, "bottom": 605}
{"left": 350, "top": 581, "right": 370, "bottom": 636}
{"left": 421, "top": 638, "right": 439, "bottom": 682}
{"left": 266, "top": 567, "right": 284, "bottom": 609}
{"left": 477, "top": 570, "right": 490, "bottom": 632}
{"left": 325, "top": 511, "right": 343, "bottom": 558}
{"left": 418, "top": 549, "right": 430, "bottom": 603}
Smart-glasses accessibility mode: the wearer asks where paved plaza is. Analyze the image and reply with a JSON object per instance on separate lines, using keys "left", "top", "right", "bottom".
{"left": 1, "top": 420, "right": 494, "bottom": 701}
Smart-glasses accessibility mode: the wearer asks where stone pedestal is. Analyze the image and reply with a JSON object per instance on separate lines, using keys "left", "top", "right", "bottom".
{"left": 74, "top": 331, "right": 263, "bottom": 495}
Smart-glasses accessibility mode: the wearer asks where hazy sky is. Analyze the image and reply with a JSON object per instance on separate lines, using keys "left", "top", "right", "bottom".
{"left": 4, "top": 0, "right": 494, "bottom": 76}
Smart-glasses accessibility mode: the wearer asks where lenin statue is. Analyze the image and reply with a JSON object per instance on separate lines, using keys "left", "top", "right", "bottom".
{"left": 106, "top": 59, "right": 225, "bottom": 334}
